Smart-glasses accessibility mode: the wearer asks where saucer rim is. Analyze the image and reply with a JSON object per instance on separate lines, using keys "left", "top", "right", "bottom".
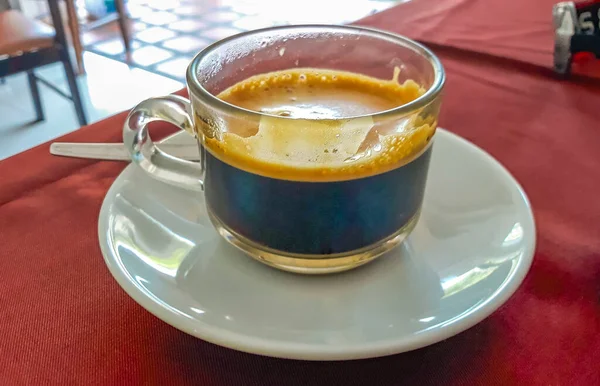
{"left": 99, "top": 128, "right": 536, "bottom": 360}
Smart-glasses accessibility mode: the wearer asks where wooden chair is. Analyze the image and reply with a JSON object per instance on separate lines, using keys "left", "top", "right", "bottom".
{"left": 66, "top": 0, "right": 130, "bottom": 75}
{"left": 0, "top": 1, "right": 87, "bottom": 126}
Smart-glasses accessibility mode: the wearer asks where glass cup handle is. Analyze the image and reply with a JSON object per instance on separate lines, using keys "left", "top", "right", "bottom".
{"left": 123, "top": 95, "right": 204, "bottom": 191}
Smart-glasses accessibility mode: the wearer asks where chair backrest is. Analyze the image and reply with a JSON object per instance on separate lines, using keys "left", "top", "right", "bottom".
{"left": 0, "top": 1, "right": 69, "bottom": 48}
{"left": 0, "top": 1, "right": 65, "bottom": 51}
{"left": 0, "top": 2, "right": 63, "bottom": 75}
{"left": 47, "top": 1, "right": 68, "bottom": 48}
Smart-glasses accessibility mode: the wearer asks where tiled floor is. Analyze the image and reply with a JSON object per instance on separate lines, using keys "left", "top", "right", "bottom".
{"left": 85, "top": 0, "right": 400, "bottom": 82}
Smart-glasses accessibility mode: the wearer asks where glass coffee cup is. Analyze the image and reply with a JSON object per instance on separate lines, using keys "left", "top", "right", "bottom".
{"left": 123, "top": 25, "right": 445, "bottom": 274}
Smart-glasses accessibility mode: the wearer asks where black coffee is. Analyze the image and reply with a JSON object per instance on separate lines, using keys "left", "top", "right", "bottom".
{"left": 204, "top": 148, "right": 431, "bottom": 254}
{"left": 201, "top": 68, "right": 434, "bottom": 254}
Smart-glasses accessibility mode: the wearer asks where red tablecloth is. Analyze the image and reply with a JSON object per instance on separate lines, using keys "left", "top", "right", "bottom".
{"left": 1, "top": 1, "right": 599, "bottom": 384}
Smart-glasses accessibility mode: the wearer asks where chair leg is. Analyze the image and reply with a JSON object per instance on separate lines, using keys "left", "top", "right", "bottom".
{"left": 65, "top": 0, "right": 85, "bottom": 75}
{"left": 27, "top": 70, "right": 44, "bottom": 122}
{"left": 60, "top": 48, "right": 88, "bottom": 126}
{"left": 115, "top": 0, "right": 131, "bottom": 53}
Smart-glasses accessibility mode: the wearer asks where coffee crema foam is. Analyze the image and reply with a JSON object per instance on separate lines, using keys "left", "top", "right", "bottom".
{"left": 202, "top": 68, "right": 436, "bottom": 181}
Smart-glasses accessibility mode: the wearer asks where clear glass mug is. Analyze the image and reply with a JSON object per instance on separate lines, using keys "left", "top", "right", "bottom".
{"left": 123, "top": 25, "right": 445, "bottom": 274}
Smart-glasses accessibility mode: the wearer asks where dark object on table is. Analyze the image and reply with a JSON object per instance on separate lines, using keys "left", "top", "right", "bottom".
{"left": 553, "top": 0, "right": 600, "bottom": 75}
{"left": 0, "top": 1, "right": 87, "bottom": 126}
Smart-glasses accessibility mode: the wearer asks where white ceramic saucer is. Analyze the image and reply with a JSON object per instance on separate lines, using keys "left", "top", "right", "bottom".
{"left": 99, "top": 129, "right": 535, "bottom": 360}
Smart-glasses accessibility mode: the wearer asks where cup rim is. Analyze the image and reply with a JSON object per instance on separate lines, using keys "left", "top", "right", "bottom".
{"left": 186, "top": 24, "right": 445, "bottom": 121}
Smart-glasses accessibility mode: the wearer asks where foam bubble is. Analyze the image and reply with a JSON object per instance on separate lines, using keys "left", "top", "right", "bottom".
{"left": 205, "top": 68, "right": 433, "bottom": 181}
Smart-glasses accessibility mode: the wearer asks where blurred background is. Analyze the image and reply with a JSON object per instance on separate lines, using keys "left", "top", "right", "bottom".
{"left": 0, "top": 0, "right": 403, "bottom": 159}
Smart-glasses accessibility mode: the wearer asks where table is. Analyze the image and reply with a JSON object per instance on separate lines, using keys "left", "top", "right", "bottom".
{"left": 1, "top": 0, "right": 599, "bottom": 384}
